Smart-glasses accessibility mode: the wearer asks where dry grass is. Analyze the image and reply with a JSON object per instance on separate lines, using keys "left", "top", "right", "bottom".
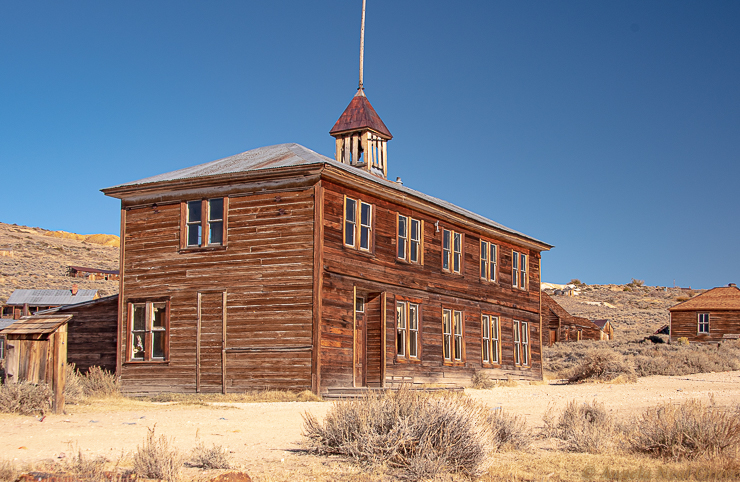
{"left": 543, "top": 400, "right": 618, "bottom": 453}
{"left": 188, "top": 441, "right": 232, "bottom": 469}
{"left": 629, "top": 398, "right": 740, "bottom": 460}
{"left": 65, "top": 364, "right": 120, "bottom": 405}
{"left": 0, "top": 459, "right": 19, "bottom": 482}
{"left": 145, "top": 389, "right": 321, "bottom": 404}
{"left": 62, "top": 449, "right": 109, "bottom": 480}
{"left": 485, "top": 409, "right": 532, "bottom": 451}
{"left": 0, "top": 381, "right": 52, "bottom": 415}
{"left": 132, "top": 425, "right": 183, "bottom": 482}
{"left": 303, "top": 388, "right": 489, "bottom": 480}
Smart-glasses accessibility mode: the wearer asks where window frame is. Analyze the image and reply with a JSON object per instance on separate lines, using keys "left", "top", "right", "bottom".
{"left": 344, "top": 196, "right": 373, "bottom": 253}
{"left": 512, "top": 250, "right": 528, "bottom": 290}
{"left": 513, "top": 320, "right": 530, "bottom": 367}
{"left": 481, "top": 314, "right": 500, "bottom": 365}
{"left": 443, "top": 308, "right": 465, "bottom": 364}
{"left": 126, "top": 299, "right": 171, "bottom": 363}
{"left": 396, "top": 300, "right": 421, "bottom": 361}
{"left": 480, "top": 240, "right": 498, "bottom": 283}
{"left": 442, "top": 229, "right": 463, "bottom": 274}
{"left": 180, "top": 198, "right": 228, "bottom": 251}
{"left": 397, "top": 214, "right": 424, "bottom": 265}
{"left": 698, "top": 312, "right": 710, "bottom": 334}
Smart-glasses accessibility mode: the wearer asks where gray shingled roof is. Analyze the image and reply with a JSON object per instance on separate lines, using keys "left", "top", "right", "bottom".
{"left": 105, "top": 143, "right": 551, "bottom": 248}
{"left": 6, "top": 289, "right": 98, "bottom": 306}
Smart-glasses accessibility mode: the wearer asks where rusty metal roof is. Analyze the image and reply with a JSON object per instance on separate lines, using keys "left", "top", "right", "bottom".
{"left": 330, "top": 93, "right": 392, "bottom": 138}
{"left": 0, "top": 314, "right": 73, "bottom": 335}
{"left": 103, "top": 143, "right": 551, "bottom": 249}
{"left": 6, "top": 289, "right": 98, "bottom": 307}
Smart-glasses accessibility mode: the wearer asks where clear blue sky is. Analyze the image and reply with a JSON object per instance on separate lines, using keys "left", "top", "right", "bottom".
{"left": 1, "top": 1, "right": 738, "bottom": 288}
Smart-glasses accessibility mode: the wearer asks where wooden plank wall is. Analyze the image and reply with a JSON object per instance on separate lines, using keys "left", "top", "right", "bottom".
{"left": 57, "top": 297, "right": 118, "bottom": 373}
{"left": 670, "top": 310, "right": 740, "bottom": 343}
{"left": 119, "top": 189, "right": 315, "bottom": 394}
{"left": 319, "top": 180, "right": 543, "bottom": 389}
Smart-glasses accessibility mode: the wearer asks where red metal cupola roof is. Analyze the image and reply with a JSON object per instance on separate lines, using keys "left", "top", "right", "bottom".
{"left": 329, "top": 92, "right": 392, "bottom": 139}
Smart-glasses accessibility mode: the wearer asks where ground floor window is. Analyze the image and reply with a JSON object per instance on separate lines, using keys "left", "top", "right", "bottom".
{"left": 128, "top": 300, "right": 170, "bottom": 362}
{"left": 513, "top": 320, "right": 530, "bottom": 366}
{"left": 481, "top": 314, "right": 500, "bottom": 364}
{"left": 698, "top": 312, "right": 710, "bottom": 334}
{"left": 396, "top": 301, "right": 420, "bottom": 359}
{"left": 443, "top": 309, "right": 464, "bottom": 362}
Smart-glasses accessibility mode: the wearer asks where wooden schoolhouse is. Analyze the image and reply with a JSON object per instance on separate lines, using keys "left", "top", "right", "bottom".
{"left": 101, "top": 9, "right": 552, "bottom": 395}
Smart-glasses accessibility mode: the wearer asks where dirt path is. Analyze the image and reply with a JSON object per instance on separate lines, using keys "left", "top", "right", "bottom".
{"left": 2, "top": 371, "right": 739, "bottom": 476}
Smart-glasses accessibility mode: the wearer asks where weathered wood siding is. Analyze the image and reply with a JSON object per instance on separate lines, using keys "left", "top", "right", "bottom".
{"left": 119, "top": 189, "right": 315, "bottom": 394}
{"left": 319, "top": 180, "right": 543, "bottom": 389}
{"left": 670, "top": 310, "right": 740, "bottom": 343}
{"left": 57, "top": 296, "right": 118, "bottom": 373}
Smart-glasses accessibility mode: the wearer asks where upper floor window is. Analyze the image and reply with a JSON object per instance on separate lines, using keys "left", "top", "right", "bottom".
{"left": 512, "top": 251, "right": 528, "bottom": 290}
{"left": 397, "top": 215, "right": 423, "bottom": 264}
{"left": 698, "top": 313, "right": 710, "bottom": 334}
{"left": 443, "top": 308, "right": 464, "bottom": 362}
{"left": 513, "top": 320, "right": 530, "bottom": 366}
{"left": 396, "top": 301, "right": 420, "bottom": 359}
{"left": 442, "top": 229, "right": 463, "bottom": 274}
{"left": 481, "top": 314, "right": 500, "bottom": 364}
{"left": 480, "top": 240, "right": 498, "bottom": 282}
{"left": 344, "top": 197, "right": 372, "bottom": 251}
{"left": 128, "top": 300, "right": 170, "bottom": 362}
{"left": 182, "top": 198, "right": 227, "bottom": 249}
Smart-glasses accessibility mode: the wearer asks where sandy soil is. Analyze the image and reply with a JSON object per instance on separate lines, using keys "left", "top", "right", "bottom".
{"left": 2, "top": 371, "right": 739, "bottom": 477}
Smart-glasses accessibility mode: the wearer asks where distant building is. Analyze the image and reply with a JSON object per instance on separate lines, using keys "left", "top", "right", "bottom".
{"left": 0, "top": 319, "right": 14, "bottom": 359}
{"left": 1, "top": 287, "right": 99, "bottom": 319}
{"left": 67, "top": 266, "right": 120, "bottom": 281}
{"left": 669, "top": 284, "right": 740, "bottom": 344}
{"left": 541, "top": 292, "right": 602, "bottom": 345}
{"left": 592, "top": 319, "right": 614, "bottom": 340}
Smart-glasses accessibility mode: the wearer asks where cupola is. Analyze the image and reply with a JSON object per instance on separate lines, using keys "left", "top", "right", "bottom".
{"left": 330, "top": 0, "right": 392, "bottom": 179}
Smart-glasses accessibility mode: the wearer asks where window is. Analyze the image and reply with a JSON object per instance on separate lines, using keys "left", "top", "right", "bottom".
{"left": 513, "top": 320, "right": 530, "bottom": 366}
{"left": 512, "top": 251, "right": 528, "bottom": 290}
{"left": 344, "top": 196, "right": 372, "bottom": 251}
{"left": 442, "top": 229, "right": 463, "bottom": 274}
{"left": 443, "top": 309, "right": 464, "bottom": 362}
{"left": 480, "top": 240, "right": 498, "bottom": 282}
{"left": 396, "top": 301, "right": 420, "bottom": 359}
{"left": 128, "top": 300, "right": 169, "bottom": 362}
{"left": 698, "top": 313, "right": 710, "bottom": 334}
{"left": 182, "top": 198, "right": 227, "bottom": 249}
{"left": 397, "top": 214, "right": 423, "bottom": 264}
{"left": 481, "top": 314, "right": 500, "bottom": 364}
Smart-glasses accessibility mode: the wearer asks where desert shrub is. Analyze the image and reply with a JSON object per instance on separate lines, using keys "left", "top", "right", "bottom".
{"left": 133, "top": 426, "right": 182, "bottom": 482}
{"left": 629, "top": 278, "right": 645, "bottom": 287}
{"left": 472, "top": 372, "right": 495, "bottom": 389}
{"left": 564, "top": 349, "right": 636, "bottom": 383}
{"left": 569, "top": 279, "right": 583, "bottom": 286}
{"left": 0, "top": 381, "right": 52, "bottom": 415}
{"left": 303, "top": 388, "right": 489, "bottom": 479}
{"left": 79, "top": 366, "right": 118, "bottom": 397}
{"left": 630, "top": 399, "right": 740, "bottom": 460}
{"left": 64, "top": 364, "right": 85, "bottom": 404}
{"left": 0, "top": 459, "right": 18, "bottom": 482}
{"left": 189, "top": 441, "right": 231, "bottom": 469}
{"left": 676, "top": 296, "right": 691, "bottom": 302}
{"left": 485, "top": 409, "right": 531, "bottom": 451}
{"left": 676, "top": 337, "right": 689, "bottom": 345}
{"left": 65, "top": 449, "right": 108, "bottom": 480}
{"left": 543, "top": 400, "right": 618, "bottom": 453}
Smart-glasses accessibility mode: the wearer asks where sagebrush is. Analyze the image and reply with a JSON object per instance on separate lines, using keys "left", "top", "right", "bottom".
{"left": 543, "top": 400, "right": 618, "bottom": 453}
{"left": 485, "top": 409, "right": 531, "bottom": 451}
{"left": 189, "top": 441, "right": 231, "bottom": 469}
{"left": 303, "top": 388, "right": 490, "bottom": 480}
{"left": 0, "top": 381, "right": 52, "bottom": 415}
{"left": 630, "top": 399, "right": 740, "bottom": 460}
{"left": 565, "top": 349, "right": 636, "bottom": 383}
{"left": 133, "top": 426, "right": 182, "bottom": 482}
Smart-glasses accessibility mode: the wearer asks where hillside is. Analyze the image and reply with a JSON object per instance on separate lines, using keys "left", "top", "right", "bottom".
{"left": 547, "top": 283, "right": 700, "bottom": 341}
{"left": 0, "top": 222, "right": 119, "bottom": 305}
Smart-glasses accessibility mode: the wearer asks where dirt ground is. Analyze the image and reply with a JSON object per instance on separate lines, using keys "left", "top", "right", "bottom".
{"left": 2, "top": 371, "right": 739, "bottom": 479}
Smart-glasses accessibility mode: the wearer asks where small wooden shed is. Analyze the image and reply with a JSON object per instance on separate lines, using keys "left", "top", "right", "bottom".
{"left": 1, "top": 314, "right": 72, "bottom": 413}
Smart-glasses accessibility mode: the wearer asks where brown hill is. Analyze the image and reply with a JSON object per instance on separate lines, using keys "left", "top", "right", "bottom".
{"left": 0, "top": 222, "right": 119, "bottom": 305}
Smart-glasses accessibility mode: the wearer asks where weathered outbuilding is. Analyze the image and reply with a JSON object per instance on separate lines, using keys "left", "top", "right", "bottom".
{"left": 669, "top": 284, "right": 740, "bottom": 344}
{"left": 592, "top": 319, "right": 614, "bottom": 340}
{"left": 541, "top": 292, "right": 602, "bottom": 345}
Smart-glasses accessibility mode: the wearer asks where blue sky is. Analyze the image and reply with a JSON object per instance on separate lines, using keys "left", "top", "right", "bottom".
{"left": 1, "top": 1, "right": 738, "bottom": 288}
